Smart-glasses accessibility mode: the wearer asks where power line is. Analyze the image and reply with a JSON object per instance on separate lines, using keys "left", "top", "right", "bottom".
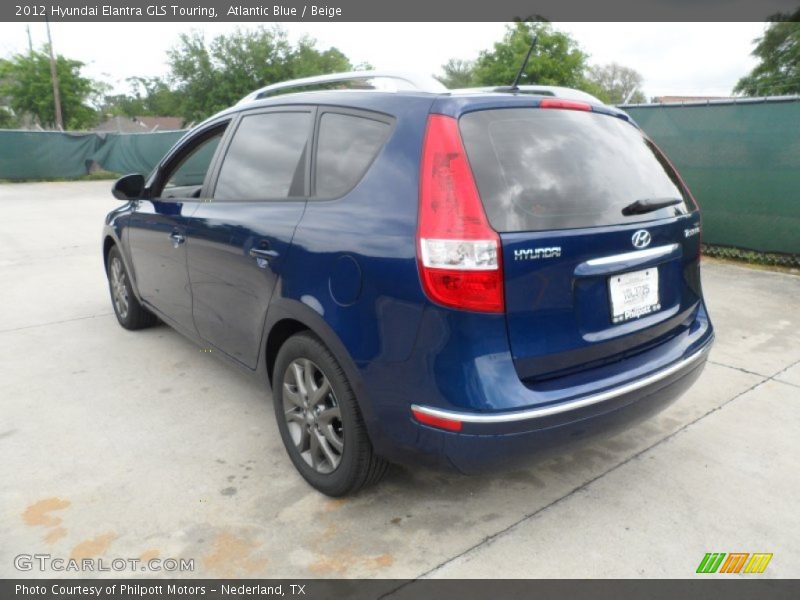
{"left": 44, "top": 16, "right": 64, "bottom": 131}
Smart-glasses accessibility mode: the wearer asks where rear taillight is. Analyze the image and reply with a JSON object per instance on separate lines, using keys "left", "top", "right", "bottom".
{"left": 417, "top": 114, "right": 504, "bottom": 313}
{"left": 539, "top": 98, "right": 592, "bottom": 111}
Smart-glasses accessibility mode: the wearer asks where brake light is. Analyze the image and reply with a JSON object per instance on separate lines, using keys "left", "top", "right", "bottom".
{"left": 417, "top": 114, "right": 504, "bottom": 313}
{"left": 411, "top": 407, "right": 463, "bottom": 432}
{"left": 539, "top": 98, "right": 592, "bottom": 111}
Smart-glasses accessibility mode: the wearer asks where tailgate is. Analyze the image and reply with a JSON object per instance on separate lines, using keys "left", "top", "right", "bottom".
{"left": 501, "top": 218, "right": 702, "bottom": 380}
{"left": 459, "top": 103, "right": 703, "bottom": 381}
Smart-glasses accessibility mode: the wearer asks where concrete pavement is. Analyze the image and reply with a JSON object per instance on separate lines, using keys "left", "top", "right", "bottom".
{"left": 1, "top": 181, "right": 798, "bottom": 579}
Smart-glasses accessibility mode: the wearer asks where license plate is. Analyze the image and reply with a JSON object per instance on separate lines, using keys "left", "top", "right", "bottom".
{"left": 608, "top": 267, "right": 661, "bottom": 324}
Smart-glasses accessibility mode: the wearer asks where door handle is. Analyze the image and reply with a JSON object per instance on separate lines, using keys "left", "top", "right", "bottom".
{"left": 249, "top": 247, "right": 279, "bottom": 259}
{"left": 169, "top": 230, "right": 185, "bottom": 248}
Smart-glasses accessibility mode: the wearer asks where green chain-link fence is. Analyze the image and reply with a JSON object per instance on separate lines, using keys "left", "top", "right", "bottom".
{"left": 624, "top": 97, "right": 800, "bottom": 255}
{"left": 1, "top": 97, "right": 799, "bottom": 254}
{"left": 0, "top": 129, "right": 186, "bottom": 181}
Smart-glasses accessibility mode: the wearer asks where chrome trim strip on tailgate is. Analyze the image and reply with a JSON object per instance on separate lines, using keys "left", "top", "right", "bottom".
{"left": 585, "top": 243, "right": 679, "bottom": 267}
{"left": 410, "top": 341, "right": 711, "bottom": 424}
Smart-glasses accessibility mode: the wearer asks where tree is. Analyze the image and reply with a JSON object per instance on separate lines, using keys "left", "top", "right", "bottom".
{"left": 103, "top": 77, "right": 182, "bottom": 118}
{"left": 471, "top": 21, "right": 590, "bottom": 88}
{"left": 0, "top": 106, "right": 16, "bottom": 128}
{"left": 0, "top": 49, "right": 100, "bottom": 129}
{"left": 167, "top": 27, "right": 353, "bottom": 122}
{"left": 734, "top": 9, "right": 800, "bottom": 96}
{"left": 438, "top": 59, "right": 475, "bottom": 89}
{"left": 587, "top": 62, "right": 647, "bottom": 104}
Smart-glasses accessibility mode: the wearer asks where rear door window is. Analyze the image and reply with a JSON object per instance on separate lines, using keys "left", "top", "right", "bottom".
{"left": 214, "top": 111, "right": 312, "bottom": 201}
{"left": 459, "top": 108, "right": 693, "bottom": 232}
{"left": 314, "top": 112, "right": 391, "bottom": 198}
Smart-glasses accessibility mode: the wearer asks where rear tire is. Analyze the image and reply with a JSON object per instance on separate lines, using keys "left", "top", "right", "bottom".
{"left": 106, "top": 245, "right": 158, "bottom": 330}
{"left": 273, "top": 332, "right": 388, "bottom": 496}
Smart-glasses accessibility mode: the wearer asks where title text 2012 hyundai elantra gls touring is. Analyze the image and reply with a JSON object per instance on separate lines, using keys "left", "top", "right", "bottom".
{"left": 102, "top": 72, "right": 714, "bottom": 496}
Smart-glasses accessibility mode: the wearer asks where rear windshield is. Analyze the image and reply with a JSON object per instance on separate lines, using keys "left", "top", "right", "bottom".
{"left": 460, "top": 108, "right": 693, "bottom": 232}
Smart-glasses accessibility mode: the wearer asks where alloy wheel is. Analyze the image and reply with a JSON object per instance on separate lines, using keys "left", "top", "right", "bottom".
{"left": 109, "top": 256, "right": 130, "bottom": 319}
{"left": 282, "top": 358, "right": 344, "bottom": 474}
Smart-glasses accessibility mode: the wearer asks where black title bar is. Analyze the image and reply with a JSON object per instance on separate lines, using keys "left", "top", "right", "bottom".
{"left": 2, "top": 0, "right": 798, "bottom": 22}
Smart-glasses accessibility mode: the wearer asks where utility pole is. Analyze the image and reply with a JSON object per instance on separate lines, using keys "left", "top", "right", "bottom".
{"left": 44, "top": 16, "right": 64, "bottom": 131}
{"left": 26, "top": 25, "right": 33, "bottom": 54}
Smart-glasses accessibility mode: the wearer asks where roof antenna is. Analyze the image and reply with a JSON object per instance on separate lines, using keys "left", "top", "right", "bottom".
{"left": 508, "top": 34, "right": 539, "bottom": 91}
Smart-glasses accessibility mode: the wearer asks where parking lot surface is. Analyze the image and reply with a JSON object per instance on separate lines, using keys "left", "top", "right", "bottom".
{"left": 1, "top": 181, "right": 798, "bottom": 579}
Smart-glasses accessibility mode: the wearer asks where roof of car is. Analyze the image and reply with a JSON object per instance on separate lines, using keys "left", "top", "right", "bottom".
{"left": 236, "top": 70, "right": 606, "bottom": 106}
{"left": 193, "top": 71, "right": 634, "bottom": 132}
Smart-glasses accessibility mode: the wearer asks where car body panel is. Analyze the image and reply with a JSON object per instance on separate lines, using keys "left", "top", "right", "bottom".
{"left": 126, "top": 199, "right": 198, "bottom": 331}
{"left": 102, "top": 85, "right": 714, "bottom": 474}
{"left": 187, "top": 200, "right": 307, "bottom": 368}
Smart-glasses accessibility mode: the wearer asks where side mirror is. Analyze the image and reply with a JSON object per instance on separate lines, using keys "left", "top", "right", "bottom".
{"left": 112, "top": 173, "right": 145, "bottom": 200}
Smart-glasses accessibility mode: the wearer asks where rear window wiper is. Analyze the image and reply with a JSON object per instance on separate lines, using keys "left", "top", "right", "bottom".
{"left": 622, "top": 197, "right": 683, "bottom": 216}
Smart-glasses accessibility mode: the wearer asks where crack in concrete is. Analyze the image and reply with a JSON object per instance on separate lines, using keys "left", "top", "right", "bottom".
{"left": 0, "top": 312, "right": 113, "bottom": 334}
{"left": 769, "top": 358, "right": 800, "bottom": 389}
{"left": 383, "top": 370, "right": 774, "bottom": 594}
{"left": 707, "top": 359, "right": 771, "bottom": 378}
{"left": 708, "top": 358, "right": 800, "bottom": 388}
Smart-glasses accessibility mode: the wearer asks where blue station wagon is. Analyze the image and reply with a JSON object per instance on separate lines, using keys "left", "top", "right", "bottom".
{"left": 103, "top": 71, "right": 714, "bottom": 496}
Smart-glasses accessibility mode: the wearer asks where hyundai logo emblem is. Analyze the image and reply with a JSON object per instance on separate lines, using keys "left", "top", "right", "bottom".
{"left": 632, "top": 230, "right": 651, "bottom": 249}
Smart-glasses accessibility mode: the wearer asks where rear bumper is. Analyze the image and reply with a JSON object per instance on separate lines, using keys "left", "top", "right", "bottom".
{"left": 389, "top": 335, "right": 713, "bottom": 474}
{"left": 411, "top": 339, "right": 710, "bottom": 427}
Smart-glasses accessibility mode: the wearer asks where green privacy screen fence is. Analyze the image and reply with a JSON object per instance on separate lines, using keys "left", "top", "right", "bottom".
{"left": 0, "top": 129, "right": 186, "bottom": 181}
{"left": 1, "top": 97, "right": 799, "bottom": 254}
{"left": 624, "top": 97, "right": 800, "bottom": 255}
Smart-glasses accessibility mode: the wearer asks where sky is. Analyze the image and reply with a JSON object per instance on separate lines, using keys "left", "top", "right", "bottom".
{"left": 0, "top": 22, "right": 767, "bottom": 99}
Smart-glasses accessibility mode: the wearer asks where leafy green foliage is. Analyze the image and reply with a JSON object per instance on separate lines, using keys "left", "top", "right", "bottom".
{"left": 167, "top": 27, "right": 352, "bottom": 123}
{"left": 438, "top": 21, "right": 643, "bottom": 104}
{"left": 471, "top": 22, "right": 590, "bottom": 88}
{"left": 586, "top": 62, "right": 647, "bottom": 104}
{"left": 0, "top": 49, "right": 99, "bottom": 130}
{"left": 0, "top": 106, "right": 16, "bottom": 128}
{"left": 103, "top": 77, "right": 182, "bottom": 119}
{"left": 735, "top": 9, "right": 800, "bottom": 96}
{"left": 438, "top": 59, "right": 476, "bottom": 89}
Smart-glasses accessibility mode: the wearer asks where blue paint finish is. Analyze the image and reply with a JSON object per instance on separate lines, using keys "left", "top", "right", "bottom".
{"left": 501, "top": 213, "right": 703, "bottom": 381}
{"left": 103, "top": 87, "right": 714, "bottom": 474}
{"left": 186, "top": 200, "right": 307, "bottom": 369}
{"left": 126, "top": 198, "right": 199, "bottom": 332}
{"left": 329, "top": 255, "right": 363, "bottom": 306}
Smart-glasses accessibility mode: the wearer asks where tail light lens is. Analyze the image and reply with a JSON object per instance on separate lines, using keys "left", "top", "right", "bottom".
{"left": 417, "top": 114, "right": 504, "bottom": 313}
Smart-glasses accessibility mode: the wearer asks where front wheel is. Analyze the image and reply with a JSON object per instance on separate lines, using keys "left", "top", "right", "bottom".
{"left": 272, "top": 332, "right": 388, "bottom": 496}
{"left": 106, "top": 245, "right": 157, "bottom": 330}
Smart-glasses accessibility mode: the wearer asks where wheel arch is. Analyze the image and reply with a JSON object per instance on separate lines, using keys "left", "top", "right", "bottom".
{"left": 265, "top": 318, "right": 310, "bottom": 387}
{"left": 262, "top": 300, "right": 379, "bottom": 438}
{"left": 102, "top": 231, "right": 143, "bottom": 304}
{"left": 102, "top": 235, "right": 117, "bottom": 270}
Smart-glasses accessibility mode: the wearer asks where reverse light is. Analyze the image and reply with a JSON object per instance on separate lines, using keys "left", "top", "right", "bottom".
{"left": 411, "top": 407, "right": 463, "bottom": 432}
{"left": 417, "top": 114, "right": 504, "bottom": 313}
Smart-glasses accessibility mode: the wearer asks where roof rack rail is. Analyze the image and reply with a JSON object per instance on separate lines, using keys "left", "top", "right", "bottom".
{"left": 238, "top": 70, "right": 447, "bottom": 104}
